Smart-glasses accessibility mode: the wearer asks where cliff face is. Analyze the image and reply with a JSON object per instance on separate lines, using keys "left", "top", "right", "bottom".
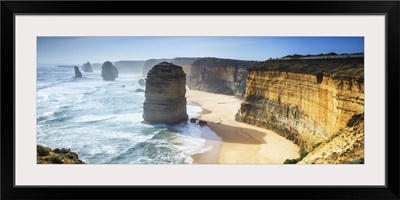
{"left": 113, "top": 61, "right": 145, "bottom": 74}
{"left": 188, "top": 58, "right": 260, "bottom": 96}
{"left": 142, "top": 59, "right": 172, "bottom": 77}
{"left": 171, "top": 57, "right": 199, "bottom": 83}
{"left": 299, "top": 114, "right": 364, "bottom": 164}
{"left": 143, "top": 62, "right": 188, "bottom": 125}
{"left": 236, "top": 58, "right": 364, "bottom": 151}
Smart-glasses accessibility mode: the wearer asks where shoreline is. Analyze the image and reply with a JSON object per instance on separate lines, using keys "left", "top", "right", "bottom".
{"left": 186, "top": 88, "right": 300, "bottom": 164}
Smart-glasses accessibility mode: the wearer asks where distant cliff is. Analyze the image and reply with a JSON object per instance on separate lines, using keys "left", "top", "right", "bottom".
{"left": 188, "top": 58, "right": 260, "bottom": 96}
{"left": 171, "top": 57, "right": 200, "bottom": 83}
{"left": 142, "top": 59, "right": 172, "bottom": 77}
{"left": 236, "top": 56, "right": 364, "bottom": 152}
{"left": 113, "top": 60, "right": 145, "bottom": 74}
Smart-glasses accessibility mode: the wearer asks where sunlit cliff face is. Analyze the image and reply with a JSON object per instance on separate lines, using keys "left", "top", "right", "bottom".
{"left": 235, "top": 58, "right": 364, "bottom": 151}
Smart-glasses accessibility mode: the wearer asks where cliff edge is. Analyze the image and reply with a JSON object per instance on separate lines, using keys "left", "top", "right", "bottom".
{"left": 236, "top": 56, "right": 364, "bottom": 153}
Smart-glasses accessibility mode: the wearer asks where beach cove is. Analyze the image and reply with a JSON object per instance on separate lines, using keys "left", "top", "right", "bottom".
{"left": 186, "top": 88, "right": 300, "bottom": 164}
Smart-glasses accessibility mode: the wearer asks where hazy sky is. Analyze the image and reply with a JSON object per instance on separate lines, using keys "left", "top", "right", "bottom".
{"left": 37, "top": 37, "right": 364, "bottom": 65}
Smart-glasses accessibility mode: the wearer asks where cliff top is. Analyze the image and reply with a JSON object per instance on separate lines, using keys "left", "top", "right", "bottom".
{"left": 249, "top": 58, "right": 364, "bottom": 80}
{"left": 148, "top": 62, "right": 185, "bottom": 76}
{"left": 192, "top": 57, "right": 261, "bottom": 68}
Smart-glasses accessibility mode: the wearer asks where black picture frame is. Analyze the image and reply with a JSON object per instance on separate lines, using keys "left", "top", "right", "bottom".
{"left": 1, "top": 1, "right": 399, "bottom": 199}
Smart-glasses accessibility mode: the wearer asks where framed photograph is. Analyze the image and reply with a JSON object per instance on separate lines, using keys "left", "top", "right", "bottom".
{"left": 2, "top": 1, "right": 399, "bottom": 199}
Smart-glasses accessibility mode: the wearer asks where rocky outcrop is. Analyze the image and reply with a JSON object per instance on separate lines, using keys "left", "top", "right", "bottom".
{"left": 143, "top": 62, "right": 188, "bottom": 125}
{"left": 138, "top": 79, "right": 146, "bottom": 86}
{"left": 142, "top": 59, "right": 172, "bottom": 77}
{"left": 81, "top": 61, "right": 93, "bottom": 72}
{"left": 74, "top": 66, "right": 82, "bottom": 78}
{"left": 299, "top": 114, "right": 364, "bottom": 164}
{"left": 113, "top": 60, "right": 145, "bottom": 74}
{"left": 188, "top": 58, "right": 260, "bottom": 96}
{"left": 235, "top": 56, "right": 364, "bottom": 151}
{"left": 101, "top": 61, "right": 118, "bottom": 81}
{"left": 37, "top": 145, "right": 85, "bottom": 164}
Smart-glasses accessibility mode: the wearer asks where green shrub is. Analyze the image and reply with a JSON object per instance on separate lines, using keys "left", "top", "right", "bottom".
{"left": 283, "top": 158, "right": 299, "bottom": 164}
{"left": 299, "top": 150, "right": 309, "bottom": 160}
{"left": 311, "top": 142, "right": 322, "bottom": 151}
{"left": 54, "top": 148, "right": 70, "bottom": 154}
{"left": 50, "top": 155, "right": 63, "bottom": 164}
{"left": 37, "top": 145, "right": 50, "bottom": 156}
{"left": 351, "top": 158, "right": 364, "bottom": 164}
{"left": 283, "top": 149, "right": 309, "bottom": 164}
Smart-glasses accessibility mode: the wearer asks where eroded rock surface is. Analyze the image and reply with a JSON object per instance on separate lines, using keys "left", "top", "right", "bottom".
{"left": 82, "top": 61, "right": 93, "bottom": 72}
{"left": 236, "top": 57, "right": 364, "bottom": 152}
{"left": 101, "top": 61, "right": 118, "bottom": 81}
{"left": 143, "top": 62, "right": 188, "bottom": 125}
{"left": 74, "top": 66, "right": 82, "bottom": 78}
{"left": 189, "top": 58, "right": 260, "bottom": 96}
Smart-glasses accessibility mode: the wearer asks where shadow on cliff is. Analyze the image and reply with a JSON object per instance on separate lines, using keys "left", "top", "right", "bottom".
{"left": 203, "top": 122, "right": 267, "bottom": 145}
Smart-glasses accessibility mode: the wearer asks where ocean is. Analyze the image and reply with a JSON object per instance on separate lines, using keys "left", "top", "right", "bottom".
{"left": 36, "top": 64, "right": 212, "bottom": 164}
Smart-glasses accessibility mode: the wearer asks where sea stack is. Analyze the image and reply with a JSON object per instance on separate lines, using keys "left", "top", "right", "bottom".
{"left": 74, "top": 66, "right": 82, "bottom": 78}
{"left": 82, "top": 61, "right": 93, "bottom": 72}
{"left": 101, "top": 61, "right": 118, "bottom": 81}
{"left": 138, "top": 78, "right": 146, "bottom": 86}
{"left": 143, "top": 62, "right": 188, "bottom": 125}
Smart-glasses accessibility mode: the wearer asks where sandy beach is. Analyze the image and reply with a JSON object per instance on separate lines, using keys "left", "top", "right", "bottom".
{"left": 186, "top": 88, "right": 300, "bottom": 164}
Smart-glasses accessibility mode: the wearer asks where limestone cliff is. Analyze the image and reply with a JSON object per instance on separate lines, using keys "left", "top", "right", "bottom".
{"left": 236, "top": 56, "right": 364, "bottom": 151}
{"left": 189, "top": 58, "right": 260, "bottom": 96}
{"left": 299, "top": 114, "right": 364, "bottom": 164}
{"left": 143, "top": 62, "right": 188, "bottom": 125}
{"left": 113, "top": 60, "right": 145, "bottom": 74}
{"left": 170, "top": 57, "right": 200, "bottom": 83}
{"left": 142, "top": 59, "right": 172, "bottom": 77}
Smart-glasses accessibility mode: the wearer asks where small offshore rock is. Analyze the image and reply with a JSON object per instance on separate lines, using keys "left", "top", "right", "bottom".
{"left": 101, "top": 61, "right": 118, "bottom": 81}
{"left": 199, "top": 120, "right": 208, "bottom": 125}
{"left": 74, "top": 66, "right": 82, "bottom": 78}
{"left": 81, "top": 61, "right": 93, "bottom": 72}
{"left": 190, "top": 118, "right": 197, "bottom": 123}
{"left": 138, "top": 79, "right": 146, "bottom": 86}
{"left": 135, "top": 89, "right": 145, "bottom": 93}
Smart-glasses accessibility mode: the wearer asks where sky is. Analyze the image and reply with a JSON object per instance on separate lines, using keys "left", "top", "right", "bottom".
{"left": 37, "top": 37, "right": 364, "bottom": 65}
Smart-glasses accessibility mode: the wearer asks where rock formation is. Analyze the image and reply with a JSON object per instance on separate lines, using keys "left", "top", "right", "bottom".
{"left": 189, "top": 58, "right": 260, "bottom": 96}
{"left": 74, "top": 66, "right": 82, "bottom": 78}
{"left": 81, "top": 61, "right": 93, "bottom": 72}
{"left": 170, "top": 57, "right": 200, "bottom": 84}
{"left": 101, "top": 61, "right": 118, "bottom": 81}
{"left": 37, "top": 145, "right": 85, "bottom": 164}
{"left": 235, "top": 56, "right": 364, "bottom": 152}
{"left": 113, "top": 60, "right": 145, "bottom": 74}
{"left": 299, "top": 114, "right": 364, "bottom": 164}
{"left": 142, "top": 59, "right": 172, "bottom": 77}
{"left": 113, "top": 66, "right": 119, "bottom": 78}
{"left": 143, "top": 62, "right": 188, "bottom": 125}
{"left": 138, "top": 79, "right": 146, "bottom": 86}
